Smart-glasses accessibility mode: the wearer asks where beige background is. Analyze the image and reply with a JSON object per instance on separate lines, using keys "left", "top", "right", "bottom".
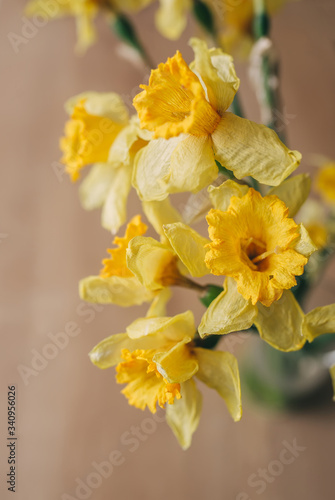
{"left": 1, "top": 1, "right": 335, "bottom": 499}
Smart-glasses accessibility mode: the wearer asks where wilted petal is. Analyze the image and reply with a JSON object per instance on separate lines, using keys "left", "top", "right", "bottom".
{"left": 79, "top": 162, "right": 116, "bottom": 210}
{"left": 208, "top": 179, "right": 249, "bottom": 211}
{"left": 166, "top": 379, "right": 202, "bottom": 450}
{"left": 194, "top": 347, "right": 242, "bottom": 421}
{"left": 79, "top": 275, "right": 153, "bottom": 306}
{"left": 198, "top": 278, "right": 257, "bottom": 337}
{"left": 142, "top": 198, "right": 182, "bottom": 238}
{"left": 303, "top": 304, "right": 335, "bottom": 342}
{"left": 212, "top": 113, "right": 301, "bottom": 186}
{"left": 255, "top": 291, "right": 306, "bottom": 351}
{"left": 294, "top": 224, "right": 317, "bottom": 258}
{"left": 126, "top": 310, "right": 195, "bottom": 341}
{"left": 101, "top": 164, "right": 132, "bottom": 234}
{"left": 268, "top": 174, "right": 311, "bottom": 217}
{"left": 154, "top": 340, "right": 199, "bottom": 383}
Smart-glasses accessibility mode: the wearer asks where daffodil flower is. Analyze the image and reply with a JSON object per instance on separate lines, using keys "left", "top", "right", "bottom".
{"left": 25, "top": 0, "right": 153, "bottom": 53}
{"left": 315, "top": 160, "right": 335, "bottom": 206}
{"left": 89, "top": 310, "right": 242, "bottom": 449}
{"left": 60, "top": 93, "right": 151, "bottom": 234}
{"left": 132, "top": 38, "right": 301, "bottom": 201}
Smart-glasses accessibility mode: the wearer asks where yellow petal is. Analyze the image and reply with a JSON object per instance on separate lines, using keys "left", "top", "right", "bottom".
{"left": 189, "top": 38, "right": 240, "bottom": 114}
{"left": 268, "top": 174, "right": 311, "bottom": 217}
{"left": 330, "top": 365, "right": 335, "bottom": 401}
{"left": 194, "top": 347, "right": 242, "bottom": 421}
{"left": 154, "top": 340, "right": 199, "bottom": 383}
{"left": 303, "top": 304, "right": 335, "bottom": 342}
{"left": 208, "top": 179, "right": 249, "bottom": 211}
{"left": 146, "top": 288, "right": 172, "bottom": 318}
{"left": 212, "top": 113, "right": 301, "bottom": 186}
{"left": 79, "top": 162, "right": 116, "bottom": 210}
{"left": 142, "top": 198, "right": 182, "bottom": 239}
{"left": 294, "top": 223, "right": 318, "bottom": 258}
{"left": 75, "top": 11, "right": 96, "bottom": 55}
{"left": 89, "top": 333, "right": 131, "bottom": 369}
{"left": 166, "top": 379, "right": 202, "bottom": 450}
{"left": 163, "top": 222, "right": 210, "bottom": 277}
{"left": 198, "top": 278, "right": 257, "bottom": 337}
{"left": 108, "top": 116, "right": 150, "bottom": 165}
{"left": 155, "top": 0, "right": 191, "bottom": 40}
{"left": 79, "top": 275, "right": 153, "bottom": 306}
{"left": 65, "top": 92, "right": 129, "bottom": 124}
{"left": 126, "top": 310, "right": 195, "bottom": 342}
{"left": 25, "top": 0, "right": 70, "bottom": 17}
{"left": 101, "top": 164, "right": 132, "bottom": 234}
{"left": 255, "top": 291, "right": 306, "bottom": 351}
{"left": 126, "top": 236, "right": 176, "bottom": 290}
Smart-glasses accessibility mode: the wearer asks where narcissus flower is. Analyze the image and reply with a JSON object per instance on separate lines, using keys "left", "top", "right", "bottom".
{"left": 133, "top": 38, "right": 301, "bottom": 201}
{"left": 89, "top": 311, "right": 242, "bottom": 449}
{"left": 25, "top": 0, "right": 153, "bottom": 53}
{"left": 315, "top": 161, "right": 335, "bottom": 205}
{"left": 205, "top": 188, "right": 308, "bottom": 306}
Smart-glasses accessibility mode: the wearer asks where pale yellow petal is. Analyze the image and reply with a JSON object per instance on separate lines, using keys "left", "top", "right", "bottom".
{"left": 163, "top": 222, "right": 210, "bottom": 277}
{"left": 126, "top": 236, "right": 175, "bottom": 290}
{"left": 65, "top": 92, "right": 129, "bottom": 123}
{"left": 255, "top": 291, "right": 306, "bottom": 351}
{"left": 132, "top": 136, "right": 183, "bottom": 201}
{"left": 170, "top": 135, "right": 218, "bottom": 193}
{"left": 25, "top": 0, "right": 70, "bottom": 17}
{"left": 155, "top": 0, "right": 191, "bottom": 40}
{"left": 330, "top": 365, "right": 335, "bottom": 401}
{"left": 142, "top": 198, "right": 182, "bottom": 239}
{"left": 101, "top": 164, "right": 132, "bottom": 234}
{"left": 154, "top": 340, "right": 199, "bottom": 383}
{"left": 166, "top": 379, "right": 202, "bottom": 450}
{"left": 189, "top": 38, "right": 240, "bottom": 114}
{"left": 79, "top": 275, "right": 153, "bottom": 306}
{"left": 108, "top": 116, "right": 150, "bottom": 165}
{"left": 146, "top": 288, "right": 172, "bottom": 318}
{"left": 75, "top": 12, "right": 96, "bottom": 55}
{"left": 294, "top": 223, "right": 318, "bottom": 258}
{"left": 126, "top": 310, "right": 195, "bottom": 341}
{"left": 303, "top": 304, "right": 335, "bottom": 342}
{"left": 79, "top": 162, "right": 115, "bottom": 210}
{"left": 208, "top": 179, "right": 249, "bottom": 211}
{"left": 268, "top": 174, "right": 311, "bottom": 217}
{"left": 212, "top": 113, "right": 301, "bottom": 186}
{"left": 194, "top": 347, "right": 242, "bottom": 421}
{"left": 198, "top": 278, "right": 258, "bottom": 338}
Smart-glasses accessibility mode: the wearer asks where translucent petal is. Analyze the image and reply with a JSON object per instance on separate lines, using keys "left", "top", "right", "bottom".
{"left": 65, "top": 92, "right": 129, "bottom": 123}
{"left": 79, "top": 162, "right": 116, "bottom": 210}
{"left": 268, "top": 174, "right": 311, "bottom": 217}
{"left": 198, "top": 278, "right": 257, "bottom": 337}
{"left": 194, "top": 347, "right": 242, "bottom": 421}
{"left": 126, "top": 310, "right": 195, "bottom": 341}
{"left": 146, "top": 288, "right": 172, "bottom": 318}
{"left": 255, "top": 291, "right": 306, "bottom": 351}
{"left": 303, "top": 304, "right": 335, "bottom": 341}
{"left": 294, "top": 224, "right": 318, "bottom": 258}
{"left": 155, "top": 0, "right": 191, "bottom": 40}
{"left": 208, "top": 179, "right": 249, "bottom": 211}
{"left": 212, "top": 113, "right": 301, "bottom": 186}
{"left": 163, "top": 223, "right": 210, "bottom": 277}
{"left": 79, "top": 275, "right": 153, "bottom": 306}
{"left": 101, "top": 164, "right": 132, "bottom": 234}
{"left": 166, "top": 379, "right": 202, "bottom": 450}
{"left": 142, "top": 198, "right": 182, "bottom": 239}
{"left": 154, "top": 340, "right": 199, "bottom": 383}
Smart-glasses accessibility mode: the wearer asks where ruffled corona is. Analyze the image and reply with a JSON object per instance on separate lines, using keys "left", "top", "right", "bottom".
{"left": 60, "top": 99, "right": 125, "bottom": 181}
{"left": 100, "top": 215, "right": 148, "bottom": 278}
{"left": 116, "top": 349, "right": 182, "bottom": 413}
{"left": 205, "top": 189, "right": 308, "bottom": 306}
{"left": 133, "top": 51, "right": 221, "bottom": 139}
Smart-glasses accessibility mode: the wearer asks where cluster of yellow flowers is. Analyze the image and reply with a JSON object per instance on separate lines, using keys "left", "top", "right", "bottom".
{"left": 59, "top": 38, "right": 335, "bottom": 448}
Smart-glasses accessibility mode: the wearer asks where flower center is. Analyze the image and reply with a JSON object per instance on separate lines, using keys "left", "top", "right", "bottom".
{"left": 133, "top": 51, "right": 221, "bottom": 140}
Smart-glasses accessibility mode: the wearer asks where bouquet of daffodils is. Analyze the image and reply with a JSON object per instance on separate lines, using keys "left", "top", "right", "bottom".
{"left": 26, "top": 0, "right": 335, "bottom": 449}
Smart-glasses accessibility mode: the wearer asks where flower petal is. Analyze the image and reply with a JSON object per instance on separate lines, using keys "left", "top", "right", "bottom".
{"left": 155, "top": 0, "right": 190, "bottom": 40}
{"left": 142, "top": 198, "right": 182, "bottom": 239}
{"left": 126, "top": 310, "right": 196, "bottom": 341}
{"left": 212, "top": 113, "right": 301, "bottom": 186}
{"left": 268, "top": 174, "right": 311, "bottom": 217}
{"left": 146, "top": 288, "right": 172, "bottom": 318}
{"left": 166, "top": 379, "right": 202, "bottom": 450}
{"left": 65, "top": 92, "right": 129, "bottom": 123}
{"left": 126, "top": 236, "right": 176, "bottom": 290}
{"left": 255, "top": 291, "right": 306, "bottom": 351}
{"left": 330, "top": 365, "right": 335, "bottom": 401}
{"left": 303, "top": 304, "right": 335, "bottom": 342}
{"left": 163, "top": 222, "right": 210, "bottom": 277}
{"left": 79, "top": 275, "right": 153, "bottom": 306}
{"left": 208, "top": 179, "right": 249, "bottom": 211}
{"left": 198, "top": 278, "right": 257, "bottom": 337}
{"left": 89, "top": 333, "right": 131, "bottom": 369}
{"left": 294, "top": 223, "right": 318, "bottom": 258}
{"left": 101, "top": 164, "right": 132, "bottom": 234}
{"left": 189, "top": 37, "right": 240, "bottom": 114}
{"left": 79, "top": 162, "right": 116, "bottom": 210}
{"left": 194, "top": 347, "right": 242, "bottom": 421}
{"left": 154, "top": 340, "right": 199, "bottom": 383}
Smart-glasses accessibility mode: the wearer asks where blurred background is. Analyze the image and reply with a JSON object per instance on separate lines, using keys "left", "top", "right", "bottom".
{"left": 1, "top": 0, "right": 335, "bottom": 499}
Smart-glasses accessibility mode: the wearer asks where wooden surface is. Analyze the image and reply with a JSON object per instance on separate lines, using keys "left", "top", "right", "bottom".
{"left": 1, "top": 1, "right": 335, "bottom": 499}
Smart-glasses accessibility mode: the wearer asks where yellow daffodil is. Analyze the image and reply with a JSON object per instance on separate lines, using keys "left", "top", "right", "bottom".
{"left": 132, "top": 38, "right": 301, "bottom": 201}
{"left": 315, "top": 160, "right": 335, "bottom": 205}
{"left": 78, "top": 115, "right": 151, "bottom": 233}
{"left": 60, "top": 92, "right": 129, "bottom": 182}
{"left": 25, "top": 0, "right": 153, "bottom": 53}
{"left": 79, "top": 215, "right": 156, "bottom": 307}
{"left": 89, "top": 310, "right": 242, "bottom": 449}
